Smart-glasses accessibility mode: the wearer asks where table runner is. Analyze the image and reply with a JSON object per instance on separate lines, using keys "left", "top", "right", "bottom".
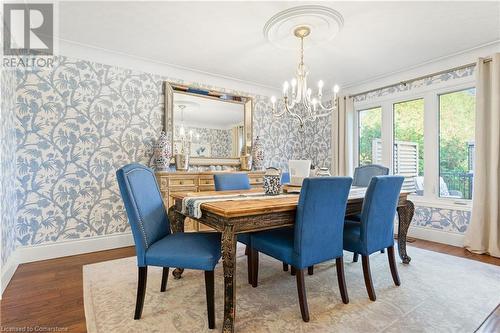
{"left": 182, "top": 192, "right": 299, "bottom": 219}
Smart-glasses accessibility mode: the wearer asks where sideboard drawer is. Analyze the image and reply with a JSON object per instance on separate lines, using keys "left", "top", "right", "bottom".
{"left": 199, "top": 177, "right": 214, "bottom": 186}
{"left": 169, "top": 178, "right": 197, "bottom": 187}
{"left": 249, "top": 176, "right": 264, "bottom": 184}
{"left": 199, "top": 185, "right": 215, "bottom": 191}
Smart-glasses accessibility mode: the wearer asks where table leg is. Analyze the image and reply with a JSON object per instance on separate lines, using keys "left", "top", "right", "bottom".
{"left": 396, "top": 200, "right": 415, "bottom": 264}
{"left": 222, "top": 225, "right": 237, "bottom": 333}
{"left": 168, "top": 206, "right": 186, "bottom": 279}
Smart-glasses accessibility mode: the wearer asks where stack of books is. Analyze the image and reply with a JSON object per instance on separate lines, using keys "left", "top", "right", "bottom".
{"left": 282, "top": 184, "right": 302, "bottom": 193}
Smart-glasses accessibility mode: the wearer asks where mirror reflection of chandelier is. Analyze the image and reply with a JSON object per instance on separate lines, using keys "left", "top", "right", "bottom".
{"left": 271, "top": 25, "right": 339, "bottom": 129}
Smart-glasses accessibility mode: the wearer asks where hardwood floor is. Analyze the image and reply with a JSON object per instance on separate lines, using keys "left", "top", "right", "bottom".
{"left": 1, "top": 247, "right": 135, "bottom": 332}
{"left": 1, "top": 240, "right": 498, "bottom": 333}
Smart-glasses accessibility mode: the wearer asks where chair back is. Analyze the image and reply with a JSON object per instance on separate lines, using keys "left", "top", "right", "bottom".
{"left": 360, "top": 175, "right": 404, "bottom": 254}
{"left": 116, "top": 163, "right": 170, "bottom": 266}
{"left": 214, "top": 173, "right": 251, "bottom": 191}
{"left": 281, "top": 172, "right": 290, "bottom": 184}
{"left": 293, "top": 177, "right": 352, "bottom": 268}
{"left": 353, "top": 164, "right": 389, "bottom": 187}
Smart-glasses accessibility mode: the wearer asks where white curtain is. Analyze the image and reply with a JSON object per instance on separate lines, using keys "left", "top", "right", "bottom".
{"left": 332, "top": 96, "right": 354, "bottom": 176}
{"left": 464, "top": 53, "right": 500, "bottom": 258}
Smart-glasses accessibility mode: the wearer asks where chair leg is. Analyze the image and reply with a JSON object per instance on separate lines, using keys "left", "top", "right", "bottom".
{"left": 161, "top": 267, "right": 169, "bottom": 292}
{"left": 295, "top": 268, "right": 310, "bottom": 322}
{"left": 251, "top": 249, "right": 259, "bottom": 288}
{"left": 291, "top": 266, "right": 297, "bottom": 276}
{"left": 283, "top": 262, "right": 289, "bottom": 271}
{"left": 361, "top": 255, "right": 376, "bottom": 301}
{"left": 353, "top": 253, "right": 359, "bottom": 262}
{"left": 335, "top": 257, "right": 349, "bottom": 304}
{"left": 307, "top": 266, "right": 314, "bottom": 275}
{"left": 247, "top": 248, "right": 253, "bottom": 285}
{"left": 387, "top": 246, "right": 401, "bottom": 286}
{"left": 204, "top": 271, "right": 215, "bottom": 329}
{"left": 380, "top": 249, "right": 385, "bottom": 254}
{"left": 134, "top": 266, "right": 147, "bottom": 320}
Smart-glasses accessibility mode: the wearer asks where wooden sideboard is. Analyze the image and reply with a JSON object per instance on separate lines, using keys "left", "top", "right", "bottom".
{"left": 156, "top": 170, "right": 265, "bottom": 231}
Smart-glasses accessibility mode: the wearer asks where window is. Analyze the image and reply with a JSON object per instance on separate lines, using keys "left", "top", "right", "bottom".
{"left": 393, "top": 99, "right": 425, "bottom": 196}
{"left": 353, "top": 77, "right": 476, "bottom": 207}
{"left": 358, "top": 107, "right": 382, "bottom": 166}
{"left": 439, "top": 88, "right": 475, "bottom": 200}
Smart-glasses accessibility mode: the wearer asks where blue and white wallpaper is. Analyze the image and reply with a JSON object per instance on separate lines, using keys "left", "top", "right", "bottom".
{"left": 413, "top": 206, "right": 471, "bottom": 233}
{"left": 1, "top": 70, "right": 18, "bottom": 265}
{"left": 7, "top": 54, "right": 472, "bottom": 249}
{"left": 353, "top": 65, "right": 476, "bottom": 103}
{"left": 13, "top": 55, "right": 331, "bottom": 246}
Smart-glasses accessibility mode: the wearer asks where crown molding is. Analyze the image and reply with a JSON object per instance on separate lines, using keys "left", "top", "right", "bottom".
{"left": 58, "top": 38, "right": 280, "bottom": 97}
{"left": 342, "top": 40, "right": 500, "bottom": 94}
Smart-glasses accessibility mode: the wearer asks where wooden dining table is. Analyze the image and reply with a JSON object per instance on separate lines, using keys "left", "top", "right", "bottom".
{"left": 168, "top": 188, "right": 415, "bottom": 333}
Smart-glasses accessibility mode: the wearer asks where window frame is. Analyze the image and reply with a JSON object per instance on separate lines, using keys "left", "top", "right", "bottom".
{"left": 356, "top": 106, "right": 383, "bottom": 167}
{"left": 437, "top": 86, "right": 476, "bottom": 201}
{"left": 392, "top": 97, "right": 425, "bottom": 196}
{"left": 353, "top": 77, "right": 474, "bottom": 210}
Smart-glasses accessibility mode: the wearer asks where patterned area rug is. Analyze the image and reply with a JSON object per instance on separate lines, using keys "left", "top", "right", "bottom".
{"left": 83, "top": 246, "right": 500, "bottom": 333}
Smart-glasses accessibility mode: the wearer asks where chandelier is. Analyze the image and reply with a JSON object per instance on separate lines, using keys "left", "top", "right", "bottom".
{"left": 271, "top": 26, "right": 339, "bottom": 129}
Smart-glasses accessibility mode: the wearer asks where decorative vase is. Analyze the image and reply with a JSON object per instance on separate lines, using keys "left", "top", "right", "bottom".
{"left": 252, "top": 136, "right": 264, "bottom": 170}
{"left": 263, "top": 167, "right": 282, "bottom": 195}
{"left": 153, "top": 131, "right": 172, "bottom": 171}
{"left": 175, "top": 153, "right": 189, "bottom": 171}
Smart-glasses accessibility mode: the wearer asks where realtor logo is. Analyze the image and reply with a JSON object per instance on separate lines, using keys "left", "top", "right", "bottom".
{"left": 3, "top": 3, "right": 53, "bottom": 56}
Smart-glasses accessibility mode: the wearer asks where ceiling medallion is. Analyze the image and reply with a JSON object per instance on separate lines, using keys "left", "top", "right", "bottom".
{"left": 263, "top": 5, "right": 344, "bottom": 50}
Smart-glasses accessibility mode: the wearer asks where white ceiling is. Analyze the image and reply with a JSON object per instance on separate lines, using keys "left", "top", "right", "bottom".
{"left": 59, "top": 1, "right": 500, "bottom": 90}
{"left": 173, "top": 93, "right": 244, "bottom": 129}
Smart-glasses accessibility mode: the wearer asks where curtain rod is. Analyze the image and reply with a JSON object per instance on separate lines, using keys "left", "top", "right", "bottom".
{"left": 348, "top": 57, "right": 492, "bottom": 99}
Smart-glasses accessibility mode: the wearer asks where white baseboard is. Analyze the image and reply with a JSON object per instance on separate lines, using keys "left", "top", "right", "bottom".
{"left": 1, "top": 252, "right": 19, "bottom": 297}
{"left": 17, "top": 232, "right": 134, "bottom": 264}
{"left": 408, "top": 226, "right": 465, "bottom": 247}
{"left": 1, "top": 233, "right": 134, "bottom": 297}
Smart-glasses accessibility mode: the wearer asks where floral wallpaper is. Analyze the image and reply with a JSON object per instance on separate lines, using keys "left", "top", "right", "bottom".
{"left": 254, "top": 101, "right": 332, "bottom": 170}
{"left": 173, "top": 125, "right": 232, "bottom": 157}
{"left": 353, "top": 65, "right": 475, "bottom": 103}
{"left": 11, "top": 54, "right": 473, "bottom": 248}
{"left": 1, "top": 70, "right": 18, "bottom": 265}
{"left": 13, "top": 55, "right": 329, "bottom": 246}
{"left": 413, "top": 206, "right": 470, "bottom": 233}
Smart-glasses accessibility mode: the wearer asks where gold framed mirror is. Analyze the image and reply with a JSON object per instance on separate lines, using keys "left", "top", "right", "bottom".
{"left": 164, "top": 82, "right": 253, "bottom": 166}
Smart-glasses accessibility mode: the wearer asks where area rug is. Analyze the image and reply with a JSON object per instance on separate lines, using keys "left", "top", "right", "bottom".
{"left": 83, "top": 246, "right": 500, "bottom": 333}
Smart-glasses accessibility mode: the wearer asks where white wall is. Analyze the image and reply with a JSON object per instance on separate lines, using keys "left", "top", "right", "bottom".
{"left": 60, "top": 40, "right": 280, "bottom": 98}
{"left": 343, "top": 41, "right": 499, "bottom": 96}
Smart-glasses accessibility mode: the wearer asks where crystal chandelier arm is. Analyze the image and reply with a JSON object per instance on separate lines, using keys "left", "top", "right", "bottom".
{"left": 317, "top": 93, "right": 338, "bottom": 111}
{"left": 284, "top": 103, "right": 305, "bottom": 127}
{"left": 317, "top": 101, "right": 335, "bottom": 111}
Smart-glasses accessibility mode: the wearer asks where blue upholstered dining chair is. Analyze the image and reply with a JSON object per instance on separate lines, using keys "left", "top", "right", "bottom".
{"left": 281, "top": 172, "right": 290, "bottom": 184}
{"left": 213, "top": 173, "right": 254, "bottom": 283}
{"left": 353, "top": 164, "right": 389, "bottom": 187}
{"left": 117, "top": 163, "right": 221, "bottom": 328}
{"left": 214, "top": 173, "right": 251, "bottom": 191}
{"left": 350, "top": 164, "right": 390, "bottom": 256}
{"left": 343, "top": 175, "right": 404, "bottom": 301}
{"left": 249, "top": 177, "right": 353, "bottom": 322}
